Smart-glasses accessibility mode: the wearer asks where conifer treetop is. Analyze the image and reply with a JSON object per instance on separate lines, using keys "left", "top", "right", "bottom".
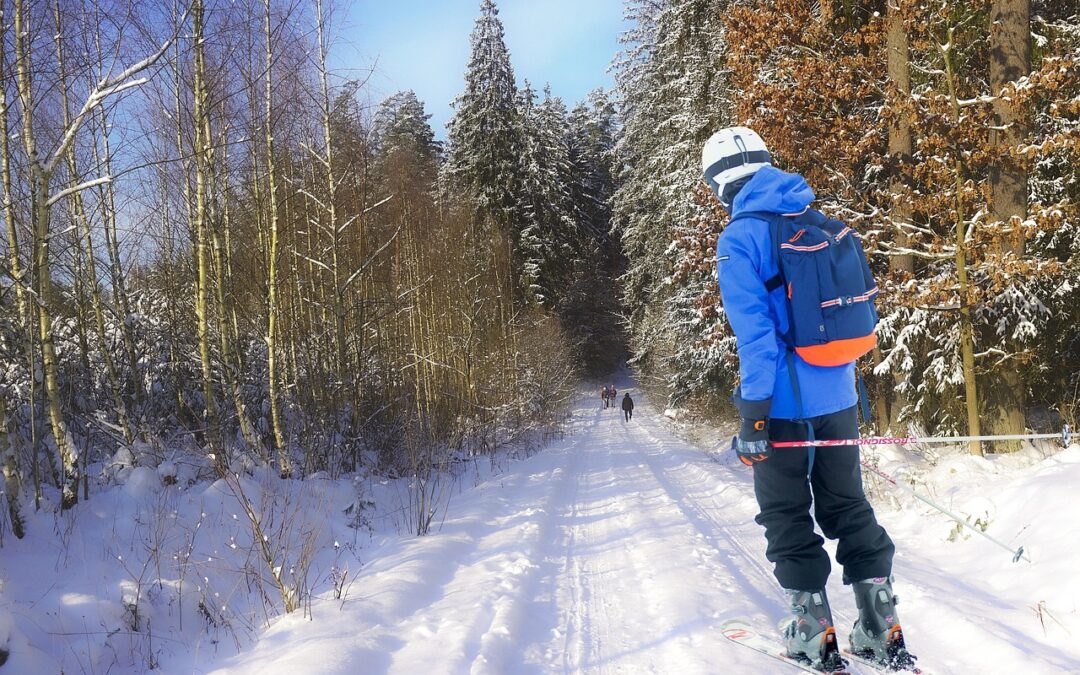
{"left": 446, "top": 0, "right": 521, "bottom": 221}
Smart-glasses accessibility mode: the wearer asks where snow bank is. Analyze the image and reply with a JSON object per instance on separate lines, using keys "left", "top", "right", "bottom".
{"left": 0, "top": 465, "right": 366, "bottom": 673}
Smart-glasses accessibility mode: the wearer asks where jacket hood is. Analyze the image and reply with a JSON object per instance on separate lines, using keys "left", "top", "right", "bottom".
{"left": 731, "top": 165, "right": 815, "bottom": 216}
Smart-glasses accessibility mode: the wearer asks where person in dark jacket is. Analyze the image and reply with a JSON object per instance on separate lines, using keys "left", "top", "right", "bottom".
{"left": 621, "top": 393, "right": 634, "bottom": 422}
{"left": 703, "top": 126, "right": 911, "bottom": 671}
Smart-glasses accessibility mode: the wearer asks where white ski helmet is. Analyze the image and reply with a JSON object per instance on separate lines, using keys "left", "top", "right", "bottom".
{"left": 701, "top": 126, "right": 772, "bottom": 207}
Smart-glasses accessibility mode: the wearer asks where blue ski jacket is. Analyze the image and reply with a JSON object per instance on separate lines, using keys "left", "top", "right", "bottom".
{"left": 716, "top": 165, "right": 856, "bottom": 420}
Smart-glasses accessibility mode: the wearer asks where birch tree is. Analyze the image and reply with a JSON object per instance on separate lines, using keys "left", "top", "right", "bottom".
{"left": 12, "top": 0, "right": 178, "bottom": 506}
{"left": 264, "top": 0, "right": 290, "bottom": 475}
{"left": 191, "top": 0, "right": 222, "bottom": 464}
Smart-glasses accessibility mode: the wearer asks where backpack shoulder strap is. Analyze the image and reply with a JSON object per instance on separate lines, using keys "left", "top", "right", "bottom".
{"left": 731, "top": 210, "right": 806, "bottom": 420}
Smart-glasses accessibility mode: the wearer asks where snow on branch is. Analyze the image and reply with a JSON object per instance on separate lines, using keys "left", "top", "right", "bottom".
{"left": 299, "top": 141, "right": 331, "bottom": 169}
{"left": 874, "top": 246, "right": 954, "bottom": 261}
{"left": 42, "top": 7, "right": 191, "bottom": 175}
{"left": 293, "top": 187, "right": 329, "bottom": 213}
{"left": 342, "top": 221, "right": 403, "bottom": 292}
{"left": 290, "top": 250, "right": 332, "bottom": 272}
{"left": 957, "top": 94, "right": 998, "bottom": 108}
{"left": 46, "top": 175, "right": 112, "bottom": 207}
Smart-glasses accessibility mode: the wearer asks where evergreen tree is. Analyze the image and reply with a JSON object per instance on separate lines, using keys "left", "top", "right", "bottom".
{"left": 373, "top": 90, "right": 440, "bottom": 177}
{"left": 567, "top": 89, "right": 617, "bottom": 241}
{"left": 430, "top": 0, "right": 629, "bottom": 377}
{"left": 535, "top": 86, "right": 578, "bottom": 251}
{"left": 613, "top": 0, "right": 732, "bottom": 403}
{"left": 1022, "top": 4, "right": 1080, "bottom": 427}
{"left": 560, "top": 89, "right": 627, "bottom": 377}
{"left": 513, "top": 81, "right": 549, "bottom": 303}
{"left": 515, "top": 83, "right": 580, "bottom": 306}
{"left": 446, "top": 0, "right": 523, "bottom": 229}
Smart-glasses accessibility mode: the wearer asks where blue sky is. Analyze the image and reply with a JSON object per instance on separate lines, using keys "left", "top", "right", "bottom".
{"left": 337, "top": 0, "right": 626, "bottom": 139}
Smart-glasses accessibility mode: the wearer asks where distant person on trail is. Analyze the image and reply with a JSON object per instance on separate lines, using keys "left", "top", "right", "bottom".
{"left": 702, "top": 127, "right": 913, "bottom": 671}
{"left": 621, "top": 393, "right": 634, "bottom": 422}
{"left": 611, "top": 386, "right": 617, "bottom": 402}
{"left": 601, "top": 387, "right": 609, "bottom": 409}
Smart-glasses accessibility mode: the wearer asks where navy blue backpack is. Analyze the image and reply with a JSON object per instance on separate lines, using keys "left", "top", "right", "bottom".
{"left": 740, "top": 209, "right": 879, "bottom": 367}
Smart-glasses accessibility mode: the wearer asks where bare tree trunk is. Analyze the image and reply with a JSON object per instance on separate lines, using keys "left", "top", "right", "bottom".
{"left": 0, "top": 393, "right": 25, "bottom": 538}
{"left": 265, "top": 0, "right": 289, "bottom": 476}
{"left": 886, "top": 0, "right": 914, "bottom": 277}
{"left": 985, "top": 0, "right": 1031, "bottom": 450}
{"left": 0, "top": 0, "right": 29, "bottom": 519}
{"left": 299, "top": 157, "right": 327, "bottom": 409}
{"left": 192, "top": 0, "right": 223, "bottom": 464}
{"left": 314, "top": 0, "right": 346, "bottom": 377}
{"left": 31, "top": 181, "right": 77, "bottom": 504}
{"left": 70, "top": 228, "right": 94, "bottom": 498}
{"left": 0, "top": 3, "right": 27, "bottom": 322}
{"left": 171, "top": 6, "right": 199, "bottom": 433}
{"left": 93, "top": 103, "right": 142, "bottom": 413}
{"left": 941, "top": 30, "right": 983, "bottom": 456}
{"left": 212, "top": 138, "right": 261, "bottom": 454}
{"left": 86, "top": 18, "right": 141, "bottom": 417}
{"left": 14, "top": 0, "right": 80, "bottom": 507}
{"left": 54, "top": 0, "right": 134, "bottom": 445}
{"left": 875, "top": 0, "right": 918, "bottom": 434}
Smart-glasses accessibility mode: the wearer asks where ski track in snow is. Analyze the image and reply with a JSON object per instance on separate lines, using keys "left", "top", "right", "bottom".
{"left": 207, "top": 388, "right": 1080, "bottom": 675}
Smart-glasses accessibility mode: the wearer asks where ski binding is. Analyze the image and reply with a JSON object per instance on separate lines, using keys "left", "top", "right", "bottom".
{"left": 722, "top": 619, "right": 851, "bottom": 673}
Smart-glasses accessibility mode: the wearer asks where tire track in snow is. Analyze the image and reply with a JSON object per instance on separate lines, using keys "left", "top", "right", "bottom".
{"left": 524, "top": 404, "right": 679, "bottom": 673}
{"left": 523, "top": 398, "right": 768, "bottom": 673}
{"left": 465, "top": 437, "right": 585, "bottom": 674}
{"left": 630, "top": 414, "right": 781, "bottom": 615}
{"left": 381, "top": 438, "right": 583, "bottom": 673}
{"left": 569, "top": 420, "right": 694, "bottom": 673}
{"left": 493, "top": 400, "right": 714, "bottom": 673}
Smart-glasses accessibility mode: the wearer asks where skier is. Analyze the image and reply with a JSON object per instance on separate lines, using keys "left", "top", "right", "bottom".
{"left": 621, "top": 392, "right": 634, "bottom": 422}
{"left": 702, "top": 127, "right": 913, "bottom": 671}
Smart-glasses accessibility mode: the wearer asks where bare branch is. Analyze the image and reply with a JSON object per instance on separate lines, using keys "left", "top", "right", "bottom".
{"left": 45, "top": 176, "right": 112, "bottom": 207}
{"left": 43, "top": 5, "right": 192, "bottom": 174}
{"left": 291, "top": 249, "right": 332, "bottom": 272}
{"left": 342, "top": 221, "right": 403, "bottom": 292}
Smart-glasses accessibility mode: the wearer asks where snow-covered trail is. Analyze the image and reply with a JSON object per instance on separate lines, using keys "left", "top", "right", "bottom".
{"left": 207, "top": 388, "right": 1080, "bottom": 674}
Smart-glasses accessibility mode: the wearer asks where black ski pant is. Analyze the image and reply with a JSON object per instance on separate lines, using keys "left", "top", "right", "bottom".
{"left": 624, "top": 409, "right": 632, "bottom": 421}
{"left": 752, "top": 405, "right": 894, "bottom": 591}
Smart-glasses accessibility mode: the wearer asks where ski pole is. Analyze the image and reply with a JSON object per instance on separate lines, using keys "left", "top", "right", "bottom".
{"left": 855, "top": 458, "right": 1031, "bottom": 563}
{"left": 769, "top": 425, "right": 1071, "bottom": 449}
{"left": 738, "top": 428, "right": 1071, "bottom": 561}
{"left": 747, "top": 427, "right": 1069, "bottom": 563}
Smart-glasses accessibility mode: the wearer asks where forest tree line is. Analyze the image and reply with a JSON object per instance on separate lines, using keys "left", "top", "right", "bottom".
{"left": 5, "top": 0, "right": 1076, "bottom": 543}
{"left": 615, "top": 0, "right": 1079, "bottom": 453}
{"left": 0, "top": 0, "right": 623, "bottom": 536}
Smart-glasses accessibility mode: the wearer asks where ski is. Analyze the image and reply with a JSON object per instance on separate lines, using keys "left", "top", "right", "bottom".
{"left": 721, "top": 619, "right": 852, "bottom": 673}
{"left": 841, "top": 648, "right": 927, "bottom": 674}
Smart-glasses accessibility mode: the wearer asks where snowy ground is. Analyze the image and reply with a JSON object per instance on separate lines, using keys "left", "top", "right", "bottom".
{"left": 2, "top": 384, "right": 1079, "bottom": 673}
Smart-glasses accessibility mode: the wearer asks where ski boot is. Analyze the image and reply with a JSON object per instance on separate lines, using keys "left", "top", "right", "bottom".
{"left": 781, "top": 588, "right": 843, "bottom": 672}
{"left": 850, "top": 577, "right": 917, "bottom": 670}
